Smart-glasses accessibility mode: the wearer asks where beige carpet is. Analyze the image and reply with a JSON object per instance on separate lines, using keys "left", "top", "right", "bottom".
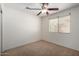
{"left": 3, "top": 40, "right": 79, "bottom": 56}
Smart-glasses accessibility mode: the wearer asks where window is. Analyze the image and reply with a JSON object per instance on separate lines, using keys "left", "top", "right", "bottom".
{"left": 59, "top": 15, "right": 70, "bottom": 33}
{"left": 49, "top": 15, "right": 70, "bottom": 33}
{"left": 49, "top": 18, "right": 58, "bottom": 32}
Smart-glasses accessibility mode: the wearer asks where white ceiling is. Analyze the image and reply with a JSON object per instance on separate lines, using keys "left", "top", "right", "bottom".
{"left": 3, "top": 3, "right": 79, "bottom": 17}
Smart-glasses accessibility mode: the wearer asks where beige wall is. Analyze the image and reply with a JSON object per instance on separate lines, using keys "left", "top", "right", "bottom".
{"left": 0, "top": 4, "right": 1, "bottom": 52}
{"left": 2, "top": 4, "right": 41, "bottom": 51}
{"left": 41, "top": 5, "right": 79, "bottom": 51}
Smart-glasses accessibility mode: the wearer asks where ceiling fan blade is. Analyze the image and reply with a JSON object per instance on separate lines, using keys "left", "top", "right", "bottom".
{"left": 37, "top": 11, "right": 42, "bottom": 16}
{"left": 26, "top": 7, "right": 41, "bottom": 10}
{"left": 48, "top": 8, "right": 59, "bottom": 10}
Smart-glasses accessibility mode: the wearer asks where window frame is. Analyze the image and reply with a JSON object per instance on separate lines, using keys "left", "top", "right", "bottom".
{"left": 49, "top": 14, "right": 70, "bottom": 33}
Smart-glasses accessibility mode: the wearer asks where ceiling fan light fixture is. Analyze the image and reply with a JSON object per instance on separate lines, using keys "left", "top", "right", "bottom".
{"left": 42, "top": 9, "right": 48, "bottom": 13}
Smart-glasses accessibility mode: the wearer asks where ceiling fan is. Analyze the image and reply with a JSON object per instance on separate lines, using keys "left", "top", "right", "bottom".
{"left": 26, "top": 3, "right": 59, "bottom": 16}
